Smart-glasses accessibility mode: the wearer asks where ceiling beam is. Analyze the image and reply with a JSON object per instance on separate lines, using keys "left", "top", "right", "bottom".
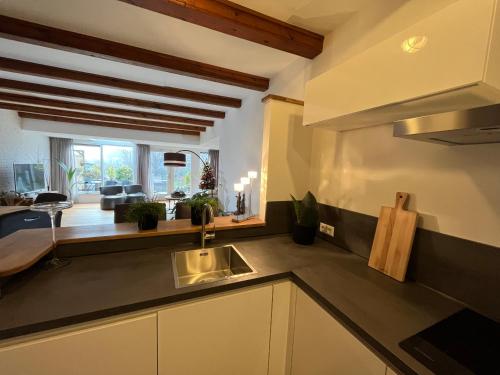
{"left": 0, "top": 57, "right": 242, "bottom": 108}
{"left": 0, "top": 78, "right": 225, "bottom": 119}
{"left": 0, "top": 91, "right": 213, "bottom": 126}
{"left": 18, "top": 112, "right": 200, "bottom": 136}
{"left": 119, "top": 0, "right": 324, "bottom": 59}
{"left": 0, "top": 15, "right": 269, "bottom": 91}
{"left": 0, "top": 102, "right": 205, "bottom": 132}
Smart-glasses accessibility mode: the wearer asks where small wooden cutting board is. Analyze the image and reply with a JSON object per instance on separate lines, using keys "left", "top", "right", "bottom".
{"left": 368, "top": 192, "right": 417, "bottom": 282}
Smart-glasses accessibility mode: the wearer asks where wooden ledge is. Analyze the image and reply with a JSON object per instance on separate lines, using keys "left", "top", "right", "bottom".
{"left": 261, "top": 94, "right": 304, "bottom": 106}
{"left": 0, "top": 216, "right": 265, "bottom": 277}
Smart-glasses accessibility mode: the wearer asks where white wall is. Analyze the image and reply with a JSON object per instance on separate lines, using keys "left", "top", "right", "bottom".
{"left": 206, "top": 95, "right": 264, "bottom": 213}
{"left": 263, "top": 0, "right": 500, "bottom": 247}
{"left": 213, "top": 0, "right": 459, "bottom": 217}
{"left": 0, "top": 110, "right": 50, "bottom": 192}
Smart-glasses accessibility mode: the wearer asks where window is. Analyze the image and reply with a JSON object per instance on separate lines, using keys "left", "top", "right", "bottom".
{"left": 73, "top": 143, "right": 134, "bottom": 193}
{"left": 102, "top": 145, "right": 134, "bottom": 186}
{"left": 173, "top": 154, "right": 191, "bottom": 193}
{"left": 74, "top": 145, "right": 102, "bottom": 193}
{"left": 151, "top": 151, "right": 169, "bottom": 194}
{"left": 151, "top": 152, "right": 203, "bottom": 196}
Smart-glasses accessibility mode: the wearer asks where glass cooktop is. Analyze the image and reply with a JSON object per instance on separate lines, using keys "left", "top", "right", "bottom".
{"left": 400, "top": 309, "right": 499, "bottom": 375}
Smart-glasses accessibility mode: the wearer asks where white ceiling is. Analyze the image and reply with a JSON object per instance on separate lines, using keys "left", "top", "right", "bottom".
{"left": 232, "top": 0, "right": 403, "bottom": 35}
{"left": 0, "top": 0, "right": 305, "bottom": 78}
{"left": 0, "top": 0, "right": 377, "bottom": 145}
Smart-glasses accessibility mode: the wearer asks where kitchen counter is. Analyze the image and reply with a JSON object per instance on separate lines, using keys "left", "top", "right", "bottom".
{"left": 0, "top": 235, "right": 463, "bottom": 375}
{"left": 0, "top": 216, "right": 265, "bottom": 277}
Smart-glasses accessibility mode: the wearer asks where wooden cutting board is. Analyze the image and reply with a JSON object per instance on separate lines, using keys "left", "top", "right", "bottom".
{"left": 368, "top": 192, "right": 417, "bottom": 282}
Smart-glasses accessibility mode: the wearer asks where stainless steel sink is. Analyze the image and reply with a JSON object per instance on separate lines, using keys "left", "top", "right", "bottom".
{"left": 172, "top": 245, "right": 256, "bottom": 288}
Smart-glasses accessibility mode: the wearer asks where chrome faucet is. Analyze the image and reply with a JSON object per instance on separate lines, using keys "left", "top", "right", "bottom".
{"left": 201, "top": 203, "right": 215, "bottom": 249}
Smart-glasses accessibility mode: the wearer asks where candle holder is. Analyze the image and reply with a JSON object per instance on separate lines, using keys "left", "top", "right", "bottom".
{"left": 232, "top": 183, "right": 250, "bottom": 223}
{"left": 247, "top": 171, "right": 258, "bottom": 218}
{"left": 30, "top": 201, "right": 73, "bottom": 269}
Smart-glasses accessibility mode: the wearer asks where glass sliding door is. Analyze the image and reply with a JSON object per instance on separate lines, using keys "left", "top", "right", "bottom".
{"left": 173, "top": 154, "right": 191, "bottom": 194}
{"left": 151, "top": 151, "right": 197, "bottom": 196}
{"left": 73, "top": 143, "right": 134, "bottom": 193}
{"left": 102, "top": 145, "right": 134, "bottom": 186}
{"left": 151, "top": 151, "right": 169, "bottom": 194}
{"left": 74, "top": 145, "right": 102, "bottom": 194}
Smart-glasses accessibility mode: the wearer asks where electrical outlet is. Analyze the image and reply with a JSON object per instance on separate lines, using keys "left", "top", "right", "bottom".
{"left": 319, "top": 222, "right": 335, "bottom": 237}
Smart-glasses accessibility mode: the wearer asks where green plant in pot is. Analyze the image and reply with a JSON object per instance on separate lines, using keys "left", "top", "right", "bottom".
{"left": 291, "top": 191, "right": 320, "bottom": 245}
{"left": 57, "top": 160, "right": 77, "bottom": 202}
{"left": 126, "top": 201, "right": 165, "bottom": 230}
{"left": 183, "top": 192, "right": 218, "bottom": 225}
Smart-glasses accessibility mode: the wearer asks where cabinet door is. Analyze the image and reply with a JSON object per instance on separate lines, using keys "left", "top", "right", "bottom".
{"left": 0, "top": 314, "right": 157, "bottom": 375}
{"left": 291, "top": 289, "right": 386, "bottom": 375}
{"left": 158, "top": 285, "right": 273, "bottom": 375}
{"left": 386, "top": 367, "right": 398, "bottom": 375}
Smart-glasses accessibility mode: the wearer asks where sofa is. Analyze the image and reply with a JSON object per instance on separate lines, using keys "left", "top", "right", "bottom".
{"left": 100, "top": 185, "right": 126, "bottom": 210}
{"left": 124, "top": 185, "right": 146, "bottom": 203}
{"left": 100, "top": 185, "right": 147, "bottom": 210}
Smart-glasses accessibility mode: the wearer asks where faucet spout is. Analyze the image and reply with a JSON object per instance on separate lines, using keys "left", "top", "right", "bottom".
{"left": 201, "top": 203, "right": 215, "bottom": 249}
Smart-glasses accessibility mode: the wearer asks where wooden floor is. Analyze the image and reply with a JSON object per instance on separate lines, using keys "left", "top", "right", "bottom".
{"left": 62, "top": 203, "right": 114, "bottom": 227}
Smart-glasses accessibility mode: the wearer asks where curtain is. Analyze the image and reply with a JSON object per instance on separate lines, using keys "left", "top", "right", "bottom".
{"left": 136, "top": 144, "right": 151, "bottom": 197}
{"left": 50, "top": 137, "right": 74, "bottom": 199}
{"left": 208, "top": 149, "right": 219, "bottom": 187}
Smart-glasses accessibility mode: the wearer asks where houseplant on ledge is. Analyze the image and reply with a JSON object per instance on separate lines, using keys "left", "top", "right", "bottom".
{"left": 126, "top": 201, "right": 166, "bottom": 230}
{"left": 182, "top": 192, "right": 218, "bottom": 225}
{"left": 291, "top": 191, "right": 320, "bottom": 245}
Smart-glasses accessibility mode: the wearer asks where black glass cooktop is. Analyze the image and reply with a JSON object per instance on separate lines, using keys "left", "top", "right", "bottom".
{"left": 400, "top": 309, "right": 500, "bottom": 375}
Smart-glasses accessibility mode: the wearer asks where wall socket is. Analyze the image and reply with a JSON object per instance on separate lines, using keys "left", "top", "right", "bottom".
{"left": 319, "top": 222, "right": 335, "bottom": 237}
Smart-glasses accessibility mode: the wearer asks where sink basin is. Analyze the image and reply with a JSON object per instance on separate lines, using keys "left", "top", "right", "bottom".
{"left": 172, "top": 245, "right": 256, "bottom": 288}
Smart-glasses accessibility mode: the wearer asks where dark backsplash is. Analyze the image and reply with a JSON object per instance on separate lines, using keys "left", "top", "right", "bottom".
{"left": 267, "top": 201, "right": 500, "bottom": 321}
{"left": 58, "top": 200, "right": 498, "bottom": 320}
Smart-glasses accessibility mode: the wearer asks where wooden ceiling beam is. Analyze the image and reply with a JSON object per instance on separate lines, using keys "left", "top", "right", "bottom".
{"left": 119, "top": 0, "right": 324, "bottom": 59}
{"left": 0, "top": 57, "right": 242, "bottom": 108}
{"left": 18, "top": 112, "right": 200, "bottom": 136}
{"left": 0, "top": 78, "right": 225, "bottom": 119}
{"left": 0, "top": 91, "right": 213, "bottom": 126}
{"left": 0, "top": 102, "right": 205, "bottom": 132}
{"left": 0, "top": 15, "right": 269, "bottom": 91}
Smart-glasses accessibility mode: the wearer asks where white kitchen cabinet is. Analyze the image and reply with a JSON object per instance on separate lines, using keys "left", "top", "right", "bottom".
{"left": 158, "top": 285, "right": 273, "bottom": 375}
{"left": 290, "top": 289, "right": 386, "bottom": 375}
{"left": 303, "top": 0, "right": 500, "bottom": 130}
{"left": 0, "top": 314, "right": 157, "bottom": 375}
{"left": 268, "top": 281, "right": 296, "bottom": 375}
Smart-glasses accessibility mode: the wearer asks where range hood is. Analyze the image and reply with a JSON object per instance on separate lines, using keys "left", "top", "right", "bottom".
{"left": 393, "top": 104, "right": 500, "bottom": 145}
{"left": 303, "top": 0, "right": 500, "bottom": 131}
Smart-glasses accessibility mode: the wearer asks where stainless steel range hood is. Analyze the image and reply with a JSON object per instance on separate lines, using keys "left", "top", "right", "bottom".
{"left": 393, "top": 104, "right": 500, "bottom": 145}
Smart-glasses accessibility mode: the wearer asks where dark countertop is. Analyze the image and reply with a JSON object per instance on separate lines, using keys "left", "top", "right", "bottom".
{"left": 0, "top": 235, "right": 463, "bottom": 375}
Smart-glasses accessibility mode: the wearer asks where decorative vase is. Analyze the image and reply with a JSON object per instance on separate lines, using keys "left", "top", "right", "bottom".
{"left": 292, "top": 224, "right": 317, "bottom": 245}
{"left": 138, "top": 214, "right": 158, "bottom": 230}
{"left": 191, "top": 206, "right": 212, "bottom": 226}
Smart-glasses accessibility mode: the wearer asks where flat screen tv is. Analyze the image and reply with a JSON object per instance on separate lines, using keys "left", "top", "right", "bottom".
{"left": 14, "top": 163, "right": 46, "bottom": 194}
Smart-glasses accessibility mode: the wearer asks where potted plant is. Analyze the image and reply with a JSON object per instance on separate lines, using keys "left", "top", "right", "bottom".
{"left": 291, "top": 191, "right": 320, "bottom": 245}
{"left": 57, "top": 160, "right": 77, "bottom": 202}
{"left": 182, "top": 192, "right": 218, "bottom": 225}
{"left": 126, "top": 201, "right": 165, "bottom": 230}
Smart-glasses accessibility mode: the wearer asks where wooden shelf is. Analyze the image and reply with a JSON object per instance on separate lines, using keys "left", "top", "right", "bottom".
{"left": 0, "top": 216, "right": 265, "bottom": 277}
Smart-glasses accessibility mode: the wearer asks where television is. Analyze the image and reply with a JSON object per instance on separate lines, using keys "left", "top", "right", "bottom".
{"left": 14, "top": 164, "right": 46, "bottom": 194}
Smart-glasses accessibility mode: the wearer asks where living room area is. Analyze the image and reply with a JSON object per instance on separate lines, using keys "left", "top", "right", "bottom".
{"left": 0, "top": 123, "right": 218, "bottom": 229}
{"left": 0, "top": 4, "right": 265, "bottom": 239}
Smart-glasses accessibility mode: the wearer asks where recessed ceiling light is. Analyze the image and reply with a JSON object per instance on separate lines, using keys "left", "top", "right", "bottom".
{"left": 401, "top": 36, "right": 428, "bottom": 53}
